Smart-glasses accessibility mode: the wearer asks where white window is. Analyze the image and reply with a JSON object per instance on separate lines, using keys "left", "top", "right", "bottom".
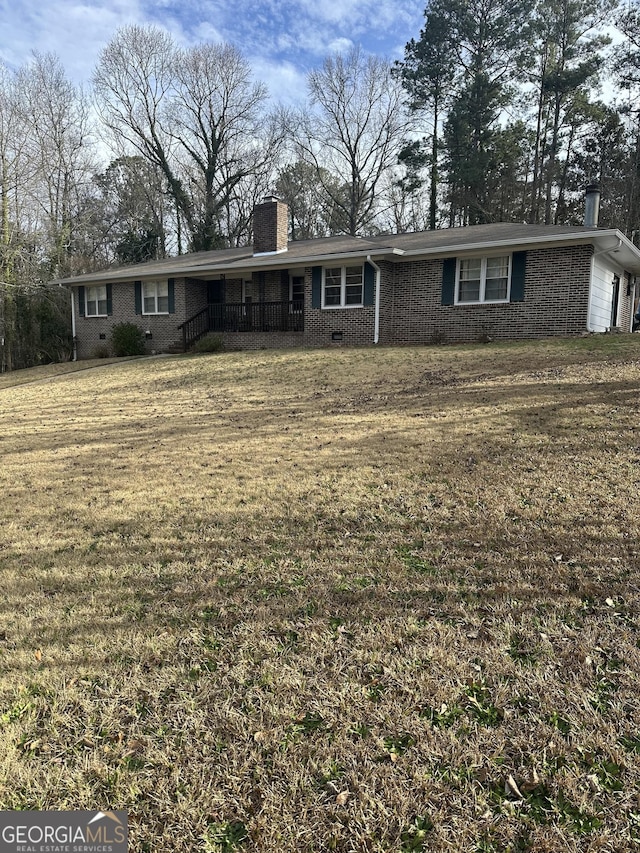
{"left": 242, "top": 280, "right": 254, "bottom": 306}
{"left": 322, "top": 266, "right": 363, "bottom": 308}
{"left": 86, "top": 285, "right": 108, "bottom": 316}
{"left": 142, "top": 280, "right": 169, "bottom": 314}
{"left": 241, "top": 279, "right": 254, "bottom": 316}
{"left": 290, "top": 275, "right": 304, "bottom": 313}
{"left": 456, "top": 256, "right": 511, "bottom": 304}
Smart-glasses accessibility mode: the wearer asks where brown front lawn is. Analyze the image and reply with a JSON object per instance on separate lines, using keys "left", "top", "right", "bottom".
{"left": 1, "top": 337, "right": 639, "bottom": 852}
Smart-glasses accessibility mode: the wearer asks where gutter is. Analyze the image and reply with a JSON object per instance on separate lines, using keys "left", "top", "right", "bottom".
{"left": 367, "top": 255, "right": 382, "bottom": 345}
{"left": 53, "top": 247, "right": 402, "bottom": 287}
{"left": 394, "top": 229, "right": 633, "bottom": 261}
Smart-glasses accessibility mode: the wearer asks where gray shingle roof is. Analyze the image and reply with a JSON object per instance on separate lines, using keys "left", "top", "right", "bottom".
{"left": 54, "top": 223, "right": 640, "bottom": 285}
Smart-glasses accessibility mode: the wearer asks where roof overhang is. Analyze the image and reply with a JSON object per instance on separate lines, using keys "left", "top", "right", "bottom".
{"left": 53, "top": 227, "right": 640, "bottom": 287}
{"left": 392, "top": 228, "right": 640, "bottom": 274}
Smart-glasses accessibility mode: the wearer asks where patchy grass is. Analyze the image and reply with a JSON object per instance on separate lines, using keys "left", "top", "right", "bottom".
{"left": 0, "top": 337, "right": 640, "bottom": 851}
{"left": 0, "top": 357, "right": 136, "bottom": 390}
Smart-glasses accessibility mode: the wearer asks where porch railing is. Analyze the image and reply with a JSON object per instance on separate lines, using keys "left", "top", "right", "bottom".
{"left": 178, "top": 300, "right": 304, "bottom": 351}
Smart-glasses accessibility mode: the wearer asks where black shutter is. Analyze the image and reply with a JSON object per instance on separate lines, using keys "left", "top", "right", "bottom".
{"left": 106, "top": 284, "right": 113, "bottom": 316}
{"left": 510, "top": 251, "right": 527, "bottom": 302}
{"left": 134, "top": 280, "right": 142, "bottom": 315}
{"left": 168, "top": 278, "right": 175, "bottom": 314}
{"left": 78, "top": 286, "right": 85, "bottom": 317}
{"left": 364, "top": 262, "right": 375, "bottom": 306}
{"left": 442, "top": 258, "right": 456, "bottom": 305}
{"left": 311, "top": 266, "right": 322, "bottom": 308}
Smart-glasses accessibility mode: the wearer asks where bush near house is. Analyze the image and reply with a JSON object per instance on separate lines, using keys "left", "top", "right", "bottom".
{"left": 191, "top": 333, "right": 225, "bottom": 353}
{"left": 110, "top": 322, "right": 146, "bottom": 356}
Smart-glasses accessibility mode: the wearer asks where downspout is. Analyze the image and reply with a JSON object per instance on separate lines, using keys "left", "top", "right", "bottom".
{"left": 68, "top": 287, "right": 77, "bottom": 361}
{"left": 367, "top": 255, "right": 381, "bottom": 344}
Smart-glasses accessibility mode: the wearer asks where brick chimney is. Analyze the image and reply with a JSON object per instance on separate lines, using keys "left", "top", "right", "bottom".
{"left": 253, "top": 196, "right": 288, "bottom": 255}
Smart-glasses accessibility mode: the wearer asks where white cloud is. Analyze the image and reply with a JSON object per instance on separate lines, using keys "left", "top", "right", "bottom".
{"left": 251, "top": 59, "right": 308, "bottom": 108}
{"left": 327, "top": 37, "right": 355, "bottom": 55}
{"left": 0, "top": 0, "right": 425, "bottom": 95}
{"left": 0, "top": 0, "right": 147, "bottom": 81}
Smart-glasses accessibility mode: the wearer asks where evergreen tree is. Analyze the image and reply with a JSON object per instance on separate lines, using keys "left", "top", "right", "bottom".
{"left": 397, "top": 0, "right": 456, "bottom": 228}
{"left": 437, "top": 0, "right": 533, "bottom": 224}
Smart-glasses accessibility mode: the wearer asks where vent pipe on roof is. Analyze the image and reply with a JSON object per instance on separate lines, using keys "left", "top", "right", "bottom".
{"left": 584, "top": 184, "right": 601, "bottom": 228}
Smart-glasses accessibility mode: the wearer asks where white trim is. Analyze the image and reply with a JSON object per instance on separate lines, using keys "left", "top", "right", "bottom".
{"left": 141, "top": 280, "right": 169, "bottom": 315}
{"left": 56, "top": 228, "right": 640, "bottom": 288}
{"left": 454, "top": 255, "right": 511, "bottom": 305}
{"left": 85, "top": 284, "right": 108, "bottom": 317}
{"left": 321, "top": 265, "right": 364, "bottom": 309}
{"left": 252, "top": 247, "right": 288, "bottom": 257}
{"left": 397, "top": 230, "right": 628, "bottom": 260}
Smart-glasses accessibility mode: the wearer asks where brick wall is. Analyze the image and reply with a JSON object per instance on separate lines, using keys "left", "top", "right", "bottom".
{"left": 253, "top": 198, "right": 288, "bottom": 254}
{"left": 73, "top": 243, "right": 608, "bottom": 359}
{"left": 302, "top": 267, "right": 377, "bottom": 347}
{"left": 185, "top": 278, "right": 208, "bottom": 319}
{"left": 381, "top": 245, "right": 594, "bottom": 344}
{"left": 74, "top": 277, "right": 202, "bottom": 359}
{"left": 220, "top": 332, "right": 303, "bottom": 350}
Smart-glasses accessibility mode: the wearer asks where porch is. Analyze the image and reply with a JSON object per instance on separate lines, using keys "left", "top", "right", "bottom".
{"left": 177, "top": 300, "right": 304, "bottom": 351}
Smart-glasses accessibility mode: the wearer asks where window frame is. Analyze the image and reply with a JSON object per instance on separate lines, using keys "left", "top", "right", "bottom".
{"left": 321, "top": 265, "right": 364, "bottom": 309}
{"left": 141, "top": 280, "right": 169, "bottom": 315}
{"left": 85, "top": 284, "right": 108, "bottom": 317}
{"left": 241, "top": 279, "right": 254, "bottom": 316}
{"left": 290, "top": 274, "right": 304, "bottom": 313}
{"left": 455, "top": 255, "right": 512, "bottom": 305}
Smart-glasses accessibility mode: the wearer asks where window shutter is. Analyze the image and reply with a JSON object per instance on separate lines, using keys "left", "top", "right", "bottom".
{"left": 106, "top": 284, "right": 113, "bottom": 316}
{"left": 134, "top": 280, "right": 142, "bottom": 315}
{"left": 78, "top": 286, "right": 85, "bottom": 317}
{"left": 364, "top": 262, "right": 375, "bottom": 306}
{"left": 510, "top": 252, "right": 526, "bottom": 302}
{"left": 311, "top": 266, "right": 322, "bottom": 308}
{"left": 168, "top": 278, "right": 175, "bottom": 314}
{"left": 442, "top": 258, "right": 456, "bottom": 305}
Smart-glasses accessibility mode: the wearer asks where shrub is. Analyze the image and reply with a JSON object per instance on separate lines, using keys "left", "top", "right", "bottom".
{"left": 91, "top": 344, "right": 111, "bottom": 359}
{"left": 111, "top": 323, "right": 146, "bottom": 357}
{"left": 192, "top": 334, "right": 225, "bottom": 354}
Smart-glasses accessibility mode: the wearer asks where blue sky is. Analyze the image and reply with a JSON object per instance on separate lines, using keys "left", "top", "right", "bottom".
{"left": 0, "top": 0, "right": 425, "bottom": 103}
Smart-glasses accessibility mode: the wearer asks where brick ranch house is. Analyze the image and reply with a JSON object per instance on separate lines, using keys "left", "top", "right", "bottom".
{"left": 56, "top": 194, "right": 640, "bottom": 359}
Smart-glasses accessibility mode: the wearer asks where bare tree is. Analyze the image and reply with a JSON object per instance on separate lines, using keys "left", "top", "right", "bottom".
{"left": 93, "top": 26, "right": 281, "bottom": 251}
{"left": 295, "top": 47, "right": 414, "bottom": 236}
{"left": 18, "top": 53, "right": 96, "bottom": 277}
{"left": 0, "top": 63, "right": 23, "bottom": 371}
{"left": 0, "top": 56, "right": 90, "bottom": 370}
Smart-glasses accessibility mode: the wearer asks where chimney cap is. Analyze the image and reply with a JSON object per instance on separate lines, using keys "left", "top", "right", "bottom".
{"left": 261, "top": 195, "right": 281, "bottom": 204}
{"left": 585, "top": 183, "right": 600, "bottom": 194}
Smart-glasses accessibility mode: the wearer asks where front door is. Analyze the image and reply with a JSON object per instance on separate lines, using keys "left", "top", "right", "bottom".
{"left": 208, "top": 280, "right": 225, "bottom": 330}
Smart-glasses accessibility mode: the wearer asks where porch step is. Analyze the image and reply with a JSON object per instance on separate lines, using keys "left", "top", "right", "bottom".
{"left": 166, "top": 341, "right": 186, "bottom": 354}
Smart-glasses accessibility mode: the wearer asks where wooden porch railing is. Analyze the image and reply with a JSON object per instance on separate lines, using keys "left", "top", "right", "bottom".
{"left": 178, "top": 301, "right": 304, "bottom": 351}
